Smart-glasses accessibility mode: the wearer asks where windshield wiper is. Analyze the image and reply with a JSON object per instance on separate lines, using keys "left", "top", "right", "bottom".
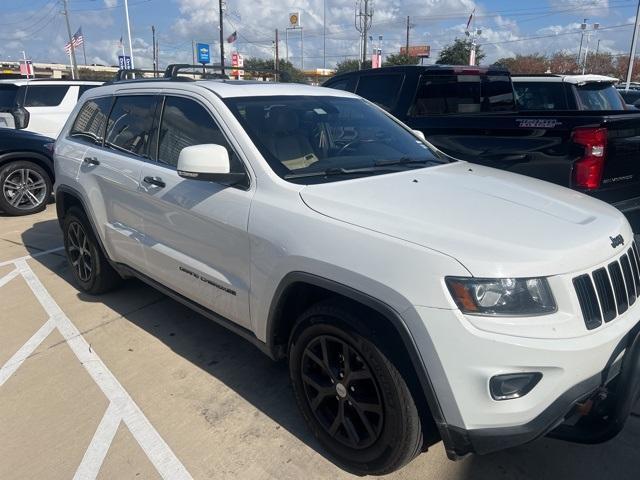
{"left": 375, "top": 156, "right": 443, "bottom": 166}
{"left": 284, "top": 166, "right": 393, "bottom": 180}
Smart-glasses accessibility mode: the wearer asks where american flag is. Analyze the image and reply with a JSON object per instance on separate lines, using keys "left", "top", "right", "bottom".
{"left": 64, "top": 28, "right": 84, "bottom": 54}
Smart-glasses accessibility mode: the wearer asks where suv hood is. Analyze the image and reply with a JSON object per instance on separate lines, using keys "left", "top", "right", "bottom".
{"left": 299, "top": 162, "right": 631, "bottom": 277}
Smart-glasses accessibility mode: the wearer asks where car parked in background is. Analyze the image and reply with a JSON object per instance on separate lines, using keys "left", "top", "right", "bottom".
{"left": 617, "top": 85, "right": 640, "bottom": 108}
{"left": 324, "top": 66, "right": 640, "bottom": 231}
{"left": 512, "top": 74, "right": 626, "bottom": 111}
{"left": 0, "top": 79, "right": 102, "bottom": 138}
{"left": 0, "top": 128, "right": 54, "bottom": 215}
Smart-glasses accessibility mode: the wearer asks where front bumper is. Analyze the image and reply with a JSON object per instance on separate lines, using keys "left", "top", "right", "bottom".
{"left": 453, "top": 321, "right": 640, "bottom": 456}
{"left": 411, "top": 303, "right": 640, "bottom": 459}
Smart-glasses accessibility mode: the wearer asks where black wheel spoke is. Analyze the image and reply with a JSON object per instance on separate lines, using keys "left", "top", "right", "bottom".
{"left": 301, "top": 334, "right": 383, "bottom": 450}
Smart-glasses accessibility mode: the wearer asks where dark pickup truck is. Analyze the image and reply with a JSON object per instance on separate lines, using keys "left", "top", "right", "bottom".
{"left": 323, "top": 65, "right": 640, "bottom": 230}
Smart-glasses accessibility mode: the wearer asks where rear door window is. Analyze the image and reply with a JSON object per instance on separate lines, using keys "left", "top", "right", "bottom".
{"left": 410, "top": 75, "right": 481, "bottom": 115}
{"left": 355, "top": 74, "right": 403, "bottom": 111}
{"left": 514, "top": 82, "right": 568, "bottom": 110}
{"left": 23, "top": 85, "right": 70, "bottom": 107}
{"left": 575, "top": 83, "right": 626, "bottom": 110}
{"left": 70, "top": 96, "right": 112, "bottom": 145}
{"left": 105, "top": 95, "right": 157, "bottom": 158}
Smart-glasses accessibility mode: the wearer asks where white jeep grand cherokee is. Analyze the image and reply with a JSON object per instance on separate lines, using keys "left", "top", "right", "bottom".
{"left": 54, "top": 70, "right": 640, "bottom": 475}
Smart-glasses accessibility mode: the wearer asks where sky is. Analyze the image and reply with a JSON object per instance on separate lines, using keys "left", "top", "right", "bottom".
{"left": 0, "top": 0, "right": 638, "bottom": 70}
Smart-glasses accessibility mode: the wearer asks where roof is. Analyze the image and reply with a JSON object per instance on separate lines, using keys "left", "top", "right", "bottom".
{"left": 0, "top": 79, "right": 103, "bottom": 86}
{"left": 103, "top": 79, "right": 358, "bottom": 99}
{"left": 512, "top": 74, "right": 619, "bottom": 85}
{"left": 328, "top": 64, "right": 509, "bottom": 80}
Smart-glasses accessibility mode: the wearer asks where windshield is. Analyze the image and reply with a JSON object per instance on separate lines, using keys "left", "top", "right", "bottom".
{"left": 0, "top": 85, "right": 19, "bottom": 110}
{"left": 224, "top": 95, "right": 446, "bottom": 184}
{"left": 575, "top": 83, "right": 625, "bottom": 110}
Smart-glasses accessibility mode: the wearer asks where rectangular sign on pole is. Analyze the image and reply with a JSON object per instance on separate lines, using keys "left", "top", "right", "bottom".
{"left": 118, "top": 55, "right": 132, "bottom": 70}
{"left": 196, "top": 43, "right": 211, "bottom": 64}
{"left": 19, "top": 60, "right": 34, "bottom": 78}
{"left": 231, "top": 52, "right": 244, "bottom": 79}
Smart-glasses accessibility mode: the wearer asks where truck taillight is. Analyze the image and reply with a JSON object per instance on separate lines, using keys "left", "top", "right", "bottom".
{"left": 571, "top": 127, "right": 607, "bottom": 190}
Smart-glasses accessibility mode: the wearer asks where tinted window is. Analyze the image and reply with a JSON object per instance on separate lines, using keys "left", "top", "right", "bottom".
{"left": 78, "top": 85, "right": 98, "bottom": 98}
{"left": 158, "top": 96, "right": 242, "bottom": 171}
{"left": 70, "top": 96, "right": 112, "bottom": 145}
{"left": 24, "top": 85, "right": 70, "bottom": 107}
{"left": 105, "top": 95, "right": 156, "bottom": 157}
{"left": 225, "top": 95, "right": 443, "bottom": 184}
{"left": 0, "top": 85, "right": 18, "bottom": 108}
{"left": 355, "top": 74, "right": 403, "bottom": 110}
{"left": 514, "top": 82, "right": 568, "bottom": 110}
{"left": 411, "top": 75, "right": 481, "bottom": 115}
{"left": 576, "top": 83, "right": 625, "bottom": 110}
{"left": 325, "top": 79, "right": 350, "bottom": 91}
{"left": 410, "top": 74, "right": 515, "bottom": 116}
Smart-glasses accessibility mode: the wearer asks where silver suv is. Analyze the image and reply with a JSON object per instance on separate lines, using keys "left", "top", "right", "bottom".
{"left": 54, "top": 69, "right": 640, "bottom": 475}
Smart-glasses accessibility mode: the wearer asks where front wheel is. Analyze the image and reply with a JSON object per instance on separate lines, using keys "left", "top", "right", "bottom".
{"left": 289, "top": 302, "right": 423, "bottom": 475}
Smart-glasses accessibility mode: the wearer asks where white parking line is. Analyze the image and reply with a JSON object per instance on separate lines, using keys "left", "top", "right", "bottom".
{"left": 0, "top": 269, "right": 20, "bottom": 289}
{"left": 0, "top": 252, "right": 193, "bottom": 480}
{"left": 73, "top": 402, "right": 121, "bottom": 480}
{"left": 0, "top": 246, "right": 64, "bottom": 268}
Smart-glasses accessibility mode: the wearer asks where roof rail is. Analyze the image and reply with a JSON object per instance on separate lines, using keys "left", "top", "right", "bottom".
{"left": 163, "top": 63, "right": 279, "bottom": 80}
{"left": 164, "top": 64, "right": 229, "bottom": 80}
{"left": 112, "top": 68, "right": 164, "bottom": 82}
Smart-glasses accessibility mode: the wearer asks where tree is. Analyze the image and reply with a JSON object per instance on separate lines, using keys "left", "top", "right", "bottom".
{"left": 383, "top": 53, "right": 419, "bottom": 66}
{"left": 243, "top": 57, "right": 307, "bottom": 83}
{"left": 491, "top": 54, "right": 547, "bottom": 74}
{"left": 335, "top": 58, "right": 371, "bottom": 75}
{"left": 548, "top": 52, "right": 580, "bottom": 75}
{"left": 436, "top": 38, "right": 485, "bottom": 65}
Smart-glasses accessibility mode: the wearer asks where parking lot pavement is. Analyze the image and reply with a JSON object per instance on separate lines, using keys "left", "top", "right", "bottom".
{"left": 1, "top": 206, "right": 640, "bottom": 480}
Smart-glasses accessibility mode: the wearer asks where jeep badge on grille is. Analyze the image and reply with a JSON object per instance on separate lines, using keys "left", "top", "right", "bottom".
{"left": 610, "top": 234, "right": 625, "bottom": 248}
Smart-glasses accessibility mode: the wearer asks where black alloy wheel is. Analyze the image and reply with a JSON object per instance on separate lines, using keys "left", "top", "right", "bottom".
{"left": 66, "top": 220, "right": 93, "bottom": 282}
{"left": 301, "top": 334, "right": 384, "bottom": 449}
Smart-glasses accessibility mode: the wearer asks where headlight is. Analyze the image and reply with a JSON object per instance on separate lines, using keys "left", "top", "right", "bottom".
{"left": 445, "top": 277, "right": 556, "bottom": 316}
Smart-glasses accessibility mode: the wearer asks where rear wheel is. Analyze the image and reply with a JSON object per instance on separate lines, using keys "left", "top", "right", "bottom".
{"left": 0, "top": 161, "right": 51, "bottom": 216}
{"left": 289, "top": 301, "right": 423, "bottom": 475}
{"left": 62, "top": 207, "right": 121, "bottom": 294}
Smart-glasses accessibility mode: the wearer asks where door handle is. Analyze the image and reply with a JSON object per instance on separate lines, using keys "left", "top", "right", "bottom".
{"left": 143, "top": 176, "right": 166, "bottom": 188}
{"left": 83, "top": 156, "right": 100, "bottom": 166}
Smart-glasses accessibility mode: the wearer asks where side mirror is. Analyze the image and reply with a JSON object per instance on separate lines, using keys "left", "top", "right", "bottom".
{"left": 412, "top": 129, "right": 426, "bottom": 141}
{"left": 177, "top": 144, "right": 246, "bottom": 185}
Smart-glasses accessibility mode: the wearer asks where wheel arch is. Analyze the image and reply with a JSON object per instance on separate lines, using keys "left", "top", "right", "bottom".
{"left": 0, "top": 151, "right": 54, "bottom": 183}
{"left": 266, "top": 271, "right": 447, "bottom": 449}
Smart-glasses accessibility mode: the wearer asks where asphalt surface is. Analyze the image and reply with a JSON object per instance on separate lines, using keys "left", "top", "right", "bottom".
{"left": 1, "top": 205, "right": 639, "bottom": 480}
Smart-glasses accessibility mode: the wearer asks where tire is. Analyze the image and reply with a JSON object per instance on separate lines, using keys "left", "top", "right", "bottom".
{"left": 0, "top": 160, "right": 52, "bottom": 216}
{"left": 62, "top": 206, "right": 121, "bottom": 294}
{"left": 289, "top": 301, "right": 423, "bottom": 475}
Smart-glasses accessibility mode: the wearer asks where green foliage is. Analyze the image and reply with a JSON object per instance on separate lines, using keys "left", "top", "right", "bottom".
{"left": 335, "top": 59, "right": 371, "bottom": 75}
{"left": 383, "top": 53, "right": 419, "bottom": 66}
{"left": 436, "top": 38, "right": 485, "bottom": 65}
{"left": 243, "top": 57, "right": 307, "bottom": 83}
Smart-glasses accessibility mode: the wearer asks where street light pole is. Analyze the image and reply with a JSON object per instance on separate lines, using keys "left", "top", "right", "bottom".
{"left": 626, "top": 0, "right": 640, "bottom": 91}
{"left": 124, "top": 0, "right": 135, "bottom": 68}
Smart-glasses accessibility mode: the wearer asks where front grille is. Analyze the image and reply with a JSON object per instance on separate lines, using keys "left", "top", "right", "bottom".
{"left": 573, "top": 242, "right": 640, "bottom": 330}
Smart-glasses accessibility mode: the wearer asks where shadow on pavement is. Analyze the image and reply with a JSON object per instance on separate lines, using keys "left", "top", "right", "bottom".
{"left": 21, "top": 218, "right": 640, "bottom": 480}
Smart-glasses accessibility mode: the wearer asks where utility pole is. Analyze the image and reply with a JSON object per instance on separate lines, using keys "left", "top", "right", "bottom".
{"left": 151, "top": 25, "right": 157, "bottom": 74}
{"left": 354, "top": 0, "right": 373, "bottom": 68}
{"left": 406, "top": 16, "right": 410, "bottom": 55}
{"left": 124, "top": 0, "right": 135, "bottom": 68}
{"left": 626, "top": 0, "right": 640, "bottom": 91}
{"left": 61, "top": 0, "right": 78, "bottom": 79}
{"left": 275, "top": 28, "right": 279, "bottom": 81}
{"left": 219, "top": 0, "right": 225, "bottom": 75}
